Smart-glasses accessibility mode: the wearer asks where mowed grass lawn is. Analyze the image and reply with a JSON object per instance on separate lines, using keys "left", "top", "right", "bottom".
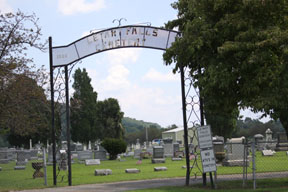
{"left": 0, "top": 151, "right": 288, "bottom": 191}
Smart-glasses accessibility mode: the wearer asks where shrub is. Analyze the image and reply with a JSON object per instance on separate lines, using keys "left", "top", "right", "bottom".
{"left": 101, "top": 138, "right": 127, "bottom": 160}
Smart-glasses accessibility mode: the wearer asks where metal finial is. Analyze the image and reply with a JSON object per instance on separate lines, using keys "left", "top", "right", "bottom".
{"left": 112, "top": 18, "right": 127, "bottom": 27}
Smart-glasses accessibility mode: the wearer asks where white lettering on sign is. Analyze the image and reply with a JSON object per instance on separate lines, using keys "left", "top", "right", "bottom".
{"left": 52, "top": 26, "right": 179, "bottom": 66}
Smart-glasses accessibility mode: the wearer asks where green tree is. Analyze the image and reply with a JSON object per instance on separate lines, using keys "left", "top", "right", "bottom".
{"left": 0, "top": 11, "right": 46, "bottom": 136}
{"left": 124, "top": 125, "right": 162, "bottom": 144}
{"left": 70, "top": 68, "right": 98, "bottom": 145}
{"left": 1, "top": 75, "right": 51, "bottom": 147}
{"left": 164, "top": 0, "right": 288, "bottom": 137}
{"left": 97, "top": 98, "right": 124, "bottom": 139}
{"left": 101, "top": 138, "right": 127, "bottom": 160}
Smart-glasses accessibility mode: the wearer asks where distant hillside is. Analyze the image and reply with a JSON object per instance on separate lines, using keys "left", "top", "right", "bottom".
{"left": 122, "top": 117, "right": 162, "bottom": 133}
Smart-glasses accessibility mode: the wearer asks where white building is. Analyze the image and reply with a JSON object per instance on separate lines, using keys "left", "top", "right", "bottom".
{"left": 162, "top": 126, "right": 198, "bottom": 146}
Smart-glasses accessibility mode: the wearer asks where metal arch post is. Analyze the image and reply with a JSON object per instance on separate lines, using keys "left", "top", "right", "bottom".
{"left": 180, "top": 65, "right": 190, "bottom": 186}
{"left": 198, "top": 66, "right": 207, "bottom": 186}
{"left": 64, "top": 65, "right": 72, "bottom": 186}
{"left": 49, "top": 36, "right": 57, "bottom": 186}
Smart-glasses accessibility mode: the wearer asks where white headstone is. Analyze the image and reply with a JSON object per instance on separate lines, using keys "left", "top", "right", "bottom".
{"left": 29, "top": 139, "right": 32, "bottom": 150}
{"left": 85, "top": 159, "right": 100, "bottom": 165}
{"left": 262, "top": 150, "right": 274, "bottom": 156}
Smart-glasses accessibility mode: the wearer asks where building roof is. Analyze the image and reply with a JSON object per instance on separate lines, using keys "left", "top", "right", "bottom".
{"left": 163, "top": 126, "right": 194, "bottom": 133}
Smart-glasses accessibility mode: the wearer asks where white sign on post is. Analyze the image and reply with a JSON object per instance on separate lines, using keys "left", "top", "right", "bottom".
{"left": 200, "top": 149, "right": 217, "bottom": 173}
{"left": 197, "top": 125, "right": 217, "bottom": 173}
{"left": 197, "top": 125, "right": 213, "bottom": 149}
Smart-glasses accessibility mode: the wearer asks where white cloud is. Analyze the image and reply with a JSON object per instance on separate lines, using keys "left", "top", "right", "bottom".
{"left": 118, "top": 85, "right": 182, "bottom": 127}
{"left": 91, "top": 49, "right": 140, "bottom": 92}
{"left": 100, "top": 64, "right": 130, "bottom": 91}
{"left": 106, "top": 48, "right": 140, "bottom": 66}
{"left": 58, "top": 0, "right": 105, "bottom": 15}
{"left": 143, "top": 68, "right": 178, "bottom": 82}
{"left": 0, "top": 0, "right": 13, "bottom": 13}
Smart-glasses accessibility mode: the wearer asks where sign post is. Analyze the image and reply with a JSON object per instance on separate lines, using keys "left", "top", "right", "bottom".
{"left": 197, "top": 125, "right": 216, "bottom": 188}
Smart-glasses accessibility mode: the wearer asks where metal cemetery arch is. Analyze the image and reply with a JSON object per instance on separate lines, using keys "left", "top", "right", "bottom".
{"left": 49, "top": 25, "right": 203, "bottom": 186}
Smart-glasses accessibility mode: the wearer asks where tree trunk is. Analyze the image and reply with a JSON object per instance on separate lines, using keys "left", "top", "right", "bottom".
{"left": 279, "top": 115, "right": 288, "bottom": 138}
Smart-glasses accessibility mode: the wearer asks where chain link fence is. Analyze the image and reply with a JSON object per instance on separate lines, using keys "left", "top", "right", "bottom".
{"left": 0, "top": 138, "right": 288, "bottom": 190}
{"left": 211, "top": 138, "right": 288, "bottom": 189}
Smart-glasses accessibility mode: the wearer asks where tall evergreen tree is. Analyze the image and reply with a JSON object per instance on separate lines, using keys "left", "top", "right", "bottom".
{"left": 70, "top": 68, "right": 98, "bottom": 145}
{"left": 97, "top": 98, "right": 124, "bottom": 140}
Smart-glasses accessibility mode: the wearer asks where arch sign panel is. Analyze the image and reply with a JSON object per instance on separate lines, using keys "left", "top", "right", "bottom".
{"left": 52, "top": 25, "right": 179, "bottom": 67}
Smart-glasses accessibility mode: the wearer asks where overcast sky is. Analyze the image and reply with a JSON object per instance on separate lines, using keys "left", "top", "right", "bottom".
{"left": 1, "top": 0, "right": 270, "bottom": 127}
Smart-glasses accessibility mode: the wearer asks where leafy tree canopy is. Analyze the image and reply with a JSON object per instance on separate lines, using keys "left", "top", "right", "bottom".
{"left": 1, "top": 75, "right": 51, "bottom": 147}
{"left": 122, "top": 117, "right": 162, "bottom": 133}
{"left": 164, "top": 0, "right": 288, "bottom": 136}
{"left": 0, "top": 10, "right": 48, "bottom": 146}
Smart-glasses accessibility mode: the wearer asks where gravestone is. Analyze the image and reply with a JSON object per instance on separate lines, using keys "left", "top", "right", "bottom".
{"left": 95, "top": 169, "right": 112, "bottom": 176}
{"left": 47, "top": 147, "right": 60, "bottom": 165}
{"left": 262, "top": 149, "right": 274, "bottom": 156}
{"left": 254, "top": 134, "right": 264, "bottom": 151}
{"left": 173, "top": 143, "right": 180, "bottom": 156}
{"left": 264, "top": 128, "right": 277, "bottom": 150}
{"left": 146, "top": 147, "right": 153, "bottom": 155}
{"left": 213, "top": 136, "right": 225, "bottom": 163}
{"left": 14, "top": 166, "right": 26, "bottom": 170}
{"left": 266, "top": 129, "right": 273, "bottom": 142}
{"left": 76, "top": 143, "right": 83, "bottom": 151}
{"left": 143, "top": 142, "right": 147, "bottom": 150}
{"left": 125, "top": 168, "right": 140, "bottom": 173}
{"left": 222, "top": 137, "right": 246, "bottom": 166}
{"left": 94, "top": 145, "right": 107, "bottom": 160}
{"left": 16, "top": 151, "right": 30, "bottom": 165}
{"left": 30, "top": 150, "right": 38, "bottom": 160}
{"left": 94, "top": 151, "right": 107, "bottom": 161}
{"left": 58, "top": 150, "right": 67, "bottom": 170}
{"left": 164, "top": 143, "right": 173, "bottom": 157}
{"left": 70, "top": 143, "right": 76, "bottom": 151}
{"left": 7, "top": 148, "right": 17, "bottom": 161}
{"left": 0, "top": 150, "right": 9, "bottom": 164}
{"left": 275, "top": 132, "right": 288, "bottom": 151}
{"left": 152, "top": 146, "right": 165, "bottom": 163}
{"left": 134, "top": 149, "right": 141, "bottom": 159}
{"left": 154, "top": 167, "right": 167, "bottom": 171}
{"left": 78, "top": 151, "right": 93, "bottom": 161}
{"left": 135, "top": 139, "right": 141, "bottom": 149}
{"left": 85, "top": 159, "right": 100, "bottom": 165}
